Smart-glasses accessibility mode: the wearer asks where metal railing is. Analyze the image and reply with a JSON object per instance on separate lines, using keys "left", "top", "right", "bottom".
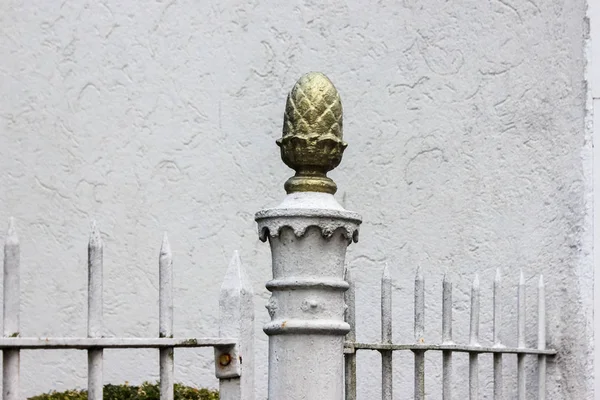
{"left": 1, "top": 218, "right": 254, "bottom": 400}
{"left": 344, "top": 266, "right": 556, "bottom": 400}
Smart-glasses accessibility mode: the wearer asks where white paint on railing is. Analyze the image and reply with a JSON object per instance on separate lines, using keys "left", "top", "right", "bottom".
{"left": 349, "top": 342, "right": 554, "bottom": 354}
{"left": 0, "top": 218, "right": 254, "bottom": 399}
{"left": 469, "top": 274, "right": 480, "bottom": 400}
{"left": 517, "top": 270, "right": 526, "bottom": 400}
{"left": 380, "top": 265, "right": 392, "bottom": 400}
{"left": 3, "top": 218, "right": 19, "bottom": 400}
{"left": 344, "top": 266, "right": 555, "bottom": 400}
{"left": 0, "top": 337, "right": 235, "bottom": 348}
{"left": 217, "top": 251, "right": 254, "bottom": 400}
{"left": 159, "top": 233, "right": 174, "bottom": 400}
{"left": 414, "top": 266, "right": 425, "bottom": 342}
{"left": 344, "top": 268, "right": 357, "bottom": 400}
{"left": 87, "top": 221, "right": 103, "bottom": 400}
{"left": 442, "top": 272, "right": 452, "bottom": 400}
{"left": 414, "top": 265, "right": 425, "bottom": 400}
{"left": 0, "top": 215, "right": 555, "bottom": 399}
{"left": 493, "top": 268, "right": 503, "bottom": 400}
{"left": 538, "top": 275, "right": 546, "bottom": 400}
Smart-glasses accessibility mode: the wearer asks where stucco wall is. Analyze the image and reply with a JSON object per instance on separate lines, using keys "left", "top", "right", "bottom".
{"left": 0, "top": 0, "right": 593, "bottom": 398}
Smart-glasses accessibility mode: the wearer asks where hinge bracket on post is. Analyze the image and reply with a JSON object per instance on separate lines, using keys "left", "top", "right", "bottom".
{"left": 214, "top": 344, "right": 241, "bottom": 379}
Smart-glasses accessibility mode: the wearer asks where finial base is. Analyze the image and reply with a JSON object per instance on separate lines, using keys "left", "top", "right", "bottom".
{"left": 284, "top": 174, "right": 337, "bottom": 194}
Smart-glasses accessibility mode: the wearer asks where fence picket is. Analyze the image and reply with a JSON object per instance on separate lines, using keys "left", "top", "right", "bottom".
{"left": 537, "top": 275, "right": 546, "bottom": 400}
{"left": 381, "top": 265, "right": 392, "bottom": 400}
{"left": 87, "top": 221, "right": 103, "bottom": 400}
{"left": 0, "top": 220, "right": 257, "bottom": 399}
{"left": 442, "top": 272, "right": 453, "bottom": 400}
{"left": 218, "top": 251, "right": 254, "bottom": 400}
{"left": 469, "top": 274, "right": 480, "bottom": 400}
{"left": 0, "top": 217, "right": 556, "bottom": 400}
{"left": 517, "top": 271, "right": 526, "bottom": 400}
{"left": 414, "top": 265, "right": 425, "bottom": 400}
{"left": 344, "top": 268, "right": 357, "bottom": 400}
{"left": 493, "top": 268, "right": 503, "bottom": 400}
{"left": 159, "top": 233, "right": 174, "bottom": 400}
{"left": 3, "top": 218, "right": 19, "bottom": 400}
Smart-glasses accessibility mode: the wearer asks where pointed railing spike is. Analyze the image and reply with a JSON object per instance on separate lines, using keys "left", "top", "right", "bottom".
{"left": 517, "top": 270, "right": 526, "bottom": 400}
{"left": 537, "top": 275, "right": 545, "bottom": 349}
{"left": 442, "top": 271, "right": 453, "bottom": 400}
{"left": 3, "top": 218, "right": 20, "bottom": 400}
{"left": 160, "top": 232, "right": 172, "bottom": 260}
{"left": 381, "top": 264, "right": 393, "bottom": 400}
{"left": 159, "top": 232, "right": 174, "bottom": 400}
{"left": 381, "top": 264, "right": 392, "bottom": 343}
{"left": 537, "top": 275, "right": 546, "bottom": 400}
{"left": 414, "top": 265, "right": 425, "bottom": 341}
{"left": 518, "top": 270, "right": 525, "bottom": 347}
{"left": 442, "top": 272, "right": 452, "bottom": 344}
{"left": 469, "top": 274, "right": 481, "bottom": 400}
{"left": 414, "top": 265, "right": 425, "bottom": 400}
{"left": 89, "top": 220, "right": 102, "bottom": 249}
{"left": 469, "top": 274, "right": 480, "bottom": 346}
{"left": 344, "top": 267, "right": 357, "bottom": 400}
{"left": 493, "top": 268, "right": 502, "bottom": 346}
{"left": 493, "top": 268, "right": 503, "bottom": 400}
{"left": 222, "top": 250, "right": 251, "bottom": 291}
{"left": 87, "top": 220, "right": 104, "bottom": 400}
{"left": 5, "top": 217, "right": 18, "bottom": 246}
{"left": 3, "top": 217, "right": 20, "bottom": 337}
{"left": 218, "top": 251, "right": 254, "bottom": 399}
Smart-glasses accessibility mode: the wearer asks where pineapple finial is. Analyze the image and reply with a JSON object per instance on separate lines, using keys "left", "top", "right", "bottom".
{"left": 277, "top": 72, "right": 347, "bottom": 195}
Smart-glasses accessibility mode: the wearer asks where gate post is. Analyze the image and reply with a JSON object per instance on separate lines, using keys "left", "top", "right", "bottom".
{"left": 256, "top": 72, "right": 361, "bottom": 400}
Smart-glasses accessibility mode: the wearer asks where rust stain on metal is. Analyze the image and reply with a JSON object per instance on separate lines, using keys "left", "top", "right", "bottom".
{"left": 219, "top": 353, "right": 232, "bottom": 367}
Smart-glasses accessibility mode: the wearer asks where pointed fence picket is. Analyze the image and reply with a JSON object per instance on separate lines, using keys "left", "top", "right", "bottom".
{"left": 468, "top": 274, "right": 480, "bottom": 400}
{"left": 493, "top": 268, "right": 503, "bottom": 399}
{"left": 3, "top": 218, "right": 19, "bottom": 400}
{"left": 159, "top": 233, "right": 174, "bottom": 400}
{"left": 442, "top": 272, "right": 452, "bottom": 400}
{"left": 344, "top": 266, "right": 556, "bottom": 400}
{"left": 413, "top": 266, "right": 425, "bottom": 399}
{"left": 0, "top": 219, "right": 254, "bottom": 400}
{"left": 87, "top": 222, "right": 103, "bottom": 400}
{"left": 0, "top": 215, "right": 557, "bottom": 400}
{"left": 380, "top": 265, "right": 392, "bottom": 400}
{"left": 217, "top": 251, "right": 254, "bottom": 399}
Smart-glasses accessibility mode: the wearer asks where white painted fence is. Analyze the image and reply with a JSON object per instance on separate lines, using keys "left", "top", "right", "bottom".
{"left": 0, "top": 214, "right": 558, "bottom": 400}
{"left": 1, "top": 71, "right": 560, "bottom": 400}
{"left": 1, "top": 218, "right": 254, "bottom": 400}
{"left": 343, "top": 266, "right": 556, "bottom": 400}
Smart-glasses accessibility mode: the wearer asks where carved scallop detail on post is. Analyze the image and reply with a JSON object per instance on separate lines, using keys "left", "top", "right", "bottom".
{"left": 256, "top": 210, "right": 361, "bottom": 244}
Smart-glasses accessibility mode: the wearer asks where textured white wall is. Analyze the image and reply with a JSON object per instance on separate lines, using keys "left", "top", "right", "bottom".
{"left": 0, "top": 0, "right": 593, "bottom": 398}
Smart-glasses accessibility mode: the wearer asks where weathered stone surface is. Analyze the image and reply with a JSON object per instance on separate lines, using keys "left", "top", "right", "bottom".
{"left": 0, "top": 0, "right": 592, "bottom": 398}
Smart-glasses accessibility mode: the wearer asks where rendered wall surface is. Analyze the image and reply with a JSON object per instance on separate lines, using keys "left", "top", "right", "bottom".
{"left": 0, "top": 0, "right": 592, "bottom": 398}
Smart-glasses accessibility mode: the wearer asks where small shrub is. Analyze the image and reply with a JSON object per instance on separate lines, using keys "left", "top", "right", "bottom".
{"left": 29, "top": 382, "right": 219, "bottom": 400}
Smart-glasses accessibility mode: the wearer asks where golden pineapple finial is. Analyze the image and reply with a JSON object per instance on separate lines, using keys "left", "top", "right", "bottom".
{"left": 277, "top": 72, "right": 347, "bottom": 195}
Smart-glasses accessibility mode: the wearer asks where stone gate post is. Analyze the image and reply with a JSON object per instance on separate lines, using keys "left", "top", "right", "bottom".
{"left": 256, "top": 72, "right": 361, "bottom": 400}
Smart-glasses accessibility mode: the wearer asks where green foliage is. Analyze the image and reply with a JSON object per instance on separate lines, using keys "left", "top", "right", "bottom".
{"left": 28, "top": 382, "right": 219, "bottom": 400}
